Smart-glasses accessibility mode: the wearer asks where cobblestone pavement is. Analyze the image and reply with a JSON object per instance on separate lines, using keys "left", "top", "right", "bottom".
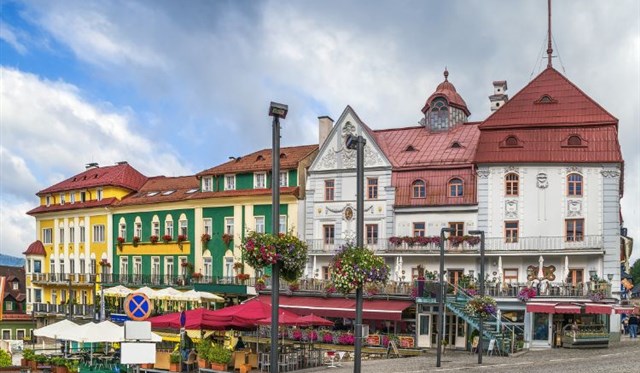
{"left": 298, "top": 337, "right": 640, "bottom": 373}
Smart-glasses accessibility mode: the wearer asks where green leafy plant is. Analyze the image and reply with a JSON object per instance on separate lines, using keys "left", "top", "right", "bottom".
{"left": 50, "top": 357, "right": 67, "bottom": 367}
{"left": 22, "top": 349, "right": 35, "bottom": 361}
{"left": 34, "top": 354, "right": 50, "bottom": 364}
{"left": 0, "top": 349, "right": 11, "bottom": 368}
{"left": 464, "top": 295, "right": 497, "bottom": 318}
{"left": 196, "top": 339, "right": 211, "bottom": 361}
{"left": 64, "top": 360, "right": 79, "bottom": 373}
{"left": 329, "top": 244, "right": 390, "bottom": 294}
{"left": 240, "top": 231, "right": 308, "bottom": 282}
{"left": 207, "top": 344, "right": 232, "bottom": 364}
{"left": 170, "top": 351, "right": 181, "bottom": 364}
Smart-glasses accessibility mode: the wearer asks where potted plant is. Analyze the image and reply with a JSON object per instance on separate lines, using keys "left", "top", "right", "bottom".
{"left": 240, "top": 231, "right": 308, "bottom": 282}
{"left": 34, "top": 354, "right": 50, "bottom": 368}
{"left": 222, "top": 233, "right": 233, "bottom": 246}
{"left": 177, "top": 234, "right": 188, "bottom": 243}
{"left": 132, "top": 236, "right": 141, "bottom": 247}
{"left": 162, "top": 234, "right": 173, "bottom": 243}
{"left": 201, "top": 233, "right": 211, "bottom": 248}
{"left": 236, "top": 273, "right": 250, "bottom": 283}
{"left": 22, "top": 348, "right": 35, "bottom": 369}
{"left": 117, "top": 236, "right": 125, "bottom": 250}
{"left": 196, "top": 339, "right": 210, "bottom": 368}
{"left": 329, "top": 244, "right": 390, "bottom": 295}
{"left": 64, "top": 360, "right": 79, "bottom": 373}
{"left": 207, "top": 344, "right": 232, "bottom": 371}
{"left": 150, "top": 235, "right": 159, "bottom": 244}
{"left": 464, "top": 295, "right": 498, "bottom": 318}
{"left": 169, "top": 351, "right": 181, "bottom": 372}
{"left": 50, "top": 356, "right": 68, "bottom": 373}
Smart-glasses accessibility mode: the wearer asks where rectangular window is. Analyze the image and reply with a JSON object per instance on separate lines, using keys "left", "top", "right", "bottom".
{"left": 59, "top": 227, "right": 65, "bottom": 243}
{"left": 225, "top": 218, "right": 234, "bottom": 235}
{"left": 90, "top": 259, "right": 96, "bottom": 274}
{"left": 133, "top": 257, "right": 142, "bottom": 278}
{"left": 12, "top": 281, "right": 18, "bottom": 290}
{"left": 60, "top": 290, "right": 66, "bottom": 303}
{"left": 51, "top": 290, "right": 57, "bottom": 306}
{"left": 69, "top": 227, "right": 75, "bottom": 243}
{"left": 566, "top": 219, "right": 584, "bottom": 241}
{"left": 93, "top": 225, "right": 105, "bottom": 242}
{"left": 323, "top": 225, "right": 335, "bottom": 244}
{"left": 322, "top": 266, "right": 331, "bottom": 280}
{"left": 324, "top": 180, "right": 335, "bottom": 201}
{"left": 42, "top": 228, "right": 53, "bottom": 244}
{"left": 203, "top": 258, "right": 212, "bottom": 278}
{"left": 2, "top": 330, "right": 10, "bottom": 340}
{"left": 367, "top": 178, "right": 379, "bottom": 199}
{"left": 119, "top": 223, "right": 126, "bottom": 239}
{"left": 202, "top": 176, "right": 213, "bottom": 192}
{"left": 254, "top": 172, "right": 266, "bottom": 189}
{"left": 449, "top": 222, "right": 464, "bottom": 237}
{"left": 180, "top": 220, "right": 188, "bottom": 236}
{"left": 165, "top": 221, "right": 173, "bottom": 236}
{"left": 366, "top": 224, "right": 378, "bottom": 245}
{"left": 505, "top": 221, "right": 519, "bottom": 243}
{"left": 96, "top": 188, "right": 103, "bottom": 201}
{"left": 45, "top": 196, "right": 51, "bottom": 206}
{"left": 5, "top": 301, "right": 13, "bottom": 311}
{"left": 505, "top": 174, "right": 519, "bottom": 196}
{"left": 59, "top": 261, "right": 64, "bottom": 275}
{"left": 225, "top": 175, "right": 236, "bottom": 190}
{"left": 34, "top": 289, "right": 42, "bottom": 303}
{"left": 80, "top": 191, "right": 86, "bottom": 202}
{"left": 568, "top": 269, "right": 584, "bottom": 286}
{"left": 135, "top": 222, "right": 142, "bottom": 238}
{"left": 34, "top": 260, "right": 41, "bottom": 273}
{"left": 279, "top": 215, "right": 287, "bottom": 233}
{"left": 50, "top": 259, "right": 55, "bottom": 274}
{"left": 255, "top": 217, "right": 265, "bottom": 233}
{"left": 279, "top": 171, "right": 288, "bottom": 187}
{"left": 70, "top": 193, "right": 75, "bottom": 204}
{"left": 503, "top": 269, "right": 518, "bottom": 283}
{"left": 79, "top": 258, "right": 85, "bottom": 274}
{"left": 79, "top": 226, "right": 86, "bottom": 243}
{"left": 120, "top": 257, "right": 129, "bottom": 276}
{"left": 70, "top": 258, "right": 75, "bottom": 274}
{"left": 59, "top": 193, "right": 65, "bottom": 205}
{"left": 17, "top": 330, "right": 25, "bottom": 340}
{"left": 152, "top": 221, "right": 160, "bottom": 236}
{"left": 413, "top": 223, "right": 426, "bottom": 237}
{"left": 27, "top": 260, "right": 31, "bottom": 273}
{"left": 203, "top": 218, "right": 212, "bottom": 235}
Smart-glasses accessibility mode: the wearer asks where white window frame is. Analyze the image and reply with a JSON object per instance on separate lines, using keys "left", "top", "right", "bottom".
{"left": 119, "top": 222, "right": 127, "bottom": 239}
{"left": 70, "top": 192, "right": 75, "bottom": 204}
{"left": 45, "top": 196, "right": 51, "bottom": 207}
{"left": 59, "top": 193, "right": 65, "bottom": 205}
{"left": 203, "top": 257, "right": 212, "bottom": 278}
{"left": 279, "top": 215, "right": 287, "bottom": 233}
{"left": 279, "top": 171, "right": 288, "bottom": 187}
{"left": 225, "top": 217, "right": 234, "bottom": 235}
{"left": 165, "top": 220, "right": 174, "bottom": 237}
{"left": 12, "top": 280, "right": 19, "bottom": 290}
{"left": 96, "top": 188, "right": 103, "bottom": 201}
{"left": 179, "top": 219, "right": 188, "bottom": 236}
{"left": 59, "top": 227, "right": 65, "bottom": 243}
{"left": 93, "top": 224, "right": 105, "bottom": 242}
{"left": 225, "top": 174, "right": 236, "bottom": 190}
{"left": 202, "top": 176, "right": 213, "bottom": 192}
{"left": 79, "top": 226, "right": 86, "bottom": 243}
{"left": 152, "top": 216, "right": 160, "bottom": 236}
{"left": 42, "top": 228, "right": 53, "bottom": 244}
{"left": 179, "top": 256, "right": 188, "bottom": 276}
{"left": 120, "top": 257, "right": 129, "bottom": 276}
{"left": 203, "top": 218, "right": 212, "bottom": 236}
{"left": 135, "top": 221, "right": 142, "bottom": 238}
{"left": 165, "top": 257, "right": 174, "bottom": 277}
{"left": 69, "top": 226, "right": 75, "bottom": 243}
{"left": 79, "top": 257, "right": 86, "bottom": 274}
{"left": 255, "top": 216, "right": 265, "bottom": 233}
{"left": 254, "top": 172, "right": 267, "bottom": 189}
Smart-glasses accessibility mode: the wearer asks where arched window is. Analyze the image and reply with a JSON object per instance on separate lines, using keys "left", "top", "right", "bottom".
{"left": 429, "top": 99, "right": 449, "bottom": 128}
{"left": 568, "top": 135, "right": 582, "bottom": 146}
{"left": 118, "top": 217, "right": 127, "bottom": 239}
{"left": 134, "top": 216, "right": 142, "bottom": 239}
{"left": 505, "top": 173, "right": 519, "bottom": 196}
{"left": 412, "top": 180, "right": 426, "bottom": 198}
{"left": 165, "top": 214, "right": 174, "bottom": 237}
{"left": 567, "top": 173, "right": 583, "bottom": 196}
{"left": 179, "top": 213, "right": 188, "bottom": 237}
{"left": 151, "top": 215, "right": 160, "bottom": 237}
{"left": 449, "top": 178, "right": 463, "bottom": 197}
{"left": 505, "top": 136, "right": 519, "bottom": 146}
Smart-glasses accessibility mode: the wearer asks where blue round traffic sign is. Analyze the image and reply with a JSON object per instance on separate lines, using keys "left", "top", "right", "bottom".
{"left": 124, "top": 293, "right": 153, "bottom": 321}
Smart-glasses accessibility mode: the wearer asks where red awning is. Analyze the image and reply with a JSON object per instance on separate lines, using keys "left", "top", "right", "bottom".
{"left": 585, "top": 304, "right": 613, "bottom": 315}
{"left": 257, "top": 295, "right": 413, "bottom": 321}
{"left": 613, "top": 305, "right": 637, "bottom": 314}
{"left": 555, "top": 304, "right": 582, "bottom": 314}
{"left": 526, "top": 303, "right": 557, "bottom": 313}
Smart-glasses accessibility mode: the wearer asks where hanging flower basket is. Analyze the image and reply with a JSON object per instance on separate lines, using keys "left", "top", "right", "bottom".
{"left": 150, "top": 235, "right": 159, "bottom": 244}
{"left": 329, "top": 244, "right": 390, "bottom": 294}
{"left": 201, "top": 233, "right": 211, "bottom": 244}
{"left": 162, "top": 234, "right": 173, "bottom": 243}
{"left": 132, "top": 236, "right": 140, "bottom": 247}
{"left": 588, "top": 289, "right": 606, "bottom": 302}
{"left": 236, "top": 273, "right": 250, "bottom": 282}
{"left": 517, "top": 287, "right": 537, "bottom": 302}
{"left": 464, "top": 295, "right": 497, "bottom": 318}
{"left": 222, "top": 233, "right": 233, "bottom": 246}
{"left": 233, "top": 262, "right": 244, "bottom": 271}
{"left": 177, "top": 234, "right": 188, "bottom": 243}
{"left": 255, "top": 278, "right": 267, "bottom": 291}
{"left": 240, "top": 231, "right": 308, "bottom": 282}
{"left": 117, "top": 237, "right": 125, "bottom": 250}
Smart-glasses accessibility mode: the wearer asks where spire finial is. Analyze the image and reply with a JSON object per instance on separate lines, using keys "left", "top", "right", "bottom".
{"left": 547, "top": 0, "right": 553, "bottom": 68}
{"left": 444, "top": 67, "right": 449, "bottom": 81}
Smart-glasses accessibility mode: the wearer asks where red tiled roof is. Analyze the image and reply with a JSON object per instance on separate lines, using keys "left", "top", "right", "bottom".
{"left": 115, "top": 176, "right": 199, "bottom": 207}
{"left": 374, "top": 122, "right": 479, "bottom": 169}
{"left": 23, "top": 240, "right": 45, "bottom": 256}
{"left": 198, "top": 145, "right": 318, "bottom": 176}
{"left": 27, "top": 197, "right": 117, "bottom": 215}
{"left": 1, "top": 313, "right": 32, "bottom": 321}
{"left": 188, "top": 186, "right": 300, "bottom": 200}
{"left": 421, "top": 69, "right": 470, "bottom": 116}
{"left": 480, "top": 67, "right": 617, "bottom": 129}
{"left": 37, "top": 162, "right": 148, "bottom": 196}
{"left": 475, "top": 126, "right": 622, "bottom": 163}
{"left": 393, "top": 168, "right": 477, "bottom": 207}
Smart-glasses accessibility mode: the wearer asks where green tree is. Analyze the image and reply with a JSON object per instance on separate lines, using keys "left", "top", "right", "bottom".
{"left": 631, "top": 258, "right": 640, "bottom": 287}
{"left": 0, "top": 349, "right": 12, "bottom": 368}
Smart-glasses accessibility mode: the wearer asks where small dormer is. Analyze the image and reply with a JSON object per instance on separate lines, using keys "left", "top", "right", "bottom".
{"left": 421, "top": 69, "right": 470, "bottom": 132}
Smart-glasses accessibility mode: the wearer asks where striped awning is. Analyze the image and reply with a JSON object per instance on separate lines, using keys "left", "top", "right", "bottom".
{"left": 613, "top": 305, "right": 637, "bottom": 314}
{"left": 585, "top": 304, "right": 612, "bottom": 314}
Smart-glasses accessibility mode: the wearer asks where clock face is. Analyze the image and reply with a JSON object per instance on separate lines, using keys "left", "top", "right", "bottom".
{"left": 344, "top": 207, "right": 354, "bottom": 221}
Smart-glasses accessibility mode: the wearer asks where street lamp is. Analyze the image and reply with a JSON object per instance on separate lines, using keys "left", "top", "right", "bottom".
{"left": 469, "top": 230, "right": 485, "bottom": 365}
{"left": 346, "top": 133, "right": 366, "bottom": 373}
{"left": 268, "top": 101, "right": 287, "bottom": 373}
{"left": 436, "top": 227, "right": 453, "bottom": 368}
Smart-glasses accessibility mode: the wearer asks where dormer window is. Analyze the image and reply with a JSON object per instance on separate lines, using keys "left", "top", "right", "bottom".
{"left": 429, "top": 98, "right": 449, "bottom": 130}
{"left": 59, "top": 193, "right": 65, "bottom": 205}
{"left": 504, "top": 136, "right": 520, "bottom": 147}
{"left": 448, "top": 178, "right": 464, "bottom": 197}
{"left": 535, "top": 94, "right": 557, "bottom": 104}
{"left": 70, "top": 193, "right": 75, "bottom": 204}
{"left": 96, "top": 188, "right": 103, "bottom": 201}
{"left": 257, "top": 155, "right": 265, "bottom": 161}
{"left": 279, "top": 171, "right": 288, "bottom": 187}
{"left": 450, "top": 141, "right": 462, "bottom": 149}
{"left": 567, "top": 135, "right": 582, "bottom": 146}
{"left": 45, "top": 196, "right": 51, "bottom": 207}
{"left": 280, "top": 153, "right": 287, "bottom": 159}
{"left": 80, "top": 191, "right": 86, "bottom": 202}
{"left": 225, "top": 175, "right": 236, "bottom": 190}
{"left": 254, "top": 172, "right": 267, "bottom": 189}
{"left": 405, "top": 145, "right": 416, "bottom": 152}
{"left": 412, "top": 180, "right": 426, "bottom": 198}
{"left": 202, "top": 176, "right": 213, "bottom": 192}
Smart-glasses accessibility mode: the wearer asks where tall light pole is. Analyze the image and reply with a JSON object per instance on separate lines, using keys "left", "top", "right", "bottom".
{"left": 436, "top": 227, "right": 453, "bottom": 368}
{"left": 469, "top": 230, "right": 485, "bottom": 364}
{"left": 268, "top": 101, "right": 287, "bottom": 373}
{"left": 346, "top": 133, "right": 366, "bottom": 373}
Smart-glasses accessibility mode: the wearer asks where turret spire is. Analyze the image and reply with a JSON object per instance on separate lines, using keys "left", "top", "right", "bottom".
{"left": 547, "top": 0, "right": 553, "bottom": 68}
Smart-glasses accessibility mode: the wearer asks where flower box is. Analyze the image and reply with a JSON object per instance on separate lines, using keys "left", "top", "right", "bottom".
{"left": 150, "top": 235, "right": 159, "bottom": 244}
{"left": 162, "top": 234, "right": 173, "bottom": 243}
{"left": 177, "top": 234, "right": 188, "bottom": 243}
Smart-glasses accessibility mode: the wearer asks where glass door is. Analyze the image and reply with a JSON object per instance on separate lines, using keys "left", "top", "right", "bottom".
{"left": 417, "top": 314, "right": 431, "bottom": 347}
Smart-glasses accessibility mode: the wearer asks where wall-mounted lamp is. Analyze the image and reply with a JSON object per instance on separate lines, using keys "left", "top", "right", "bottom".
{"left": 607, "top": 273, "right": 614, "bottom": 282}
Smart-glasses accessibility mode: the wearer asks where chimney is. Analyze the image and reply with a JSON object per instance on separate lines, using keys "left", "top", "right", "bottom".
{"left": 318, "top": 116, "right": 334, "bottom": 148}
{"left": 85, "top": 162, "right": 99, "bottom": 170}
{"left": 489, "top": 80, "right": 508, "bottom": 112}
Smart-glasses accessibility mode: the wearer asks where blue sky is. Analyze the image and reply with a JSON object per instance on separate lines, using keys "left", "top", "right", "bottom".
{"left": 1, "top": 0, "right": 639, "bottom": 262}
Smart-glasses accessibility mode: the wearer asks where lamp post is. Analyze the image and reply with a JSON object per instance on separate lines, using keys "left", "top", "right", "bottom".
{"left": 469, "top": 230, "right": 485, "bottom": 364}
{"left": 268, "top": 101, "right": 287, "bottom": 373}
{"left": 346, "top": 133, "right": 366, "bottom": 373}
{"left": 436, "top": 227, "right": 453, "bottom": 368}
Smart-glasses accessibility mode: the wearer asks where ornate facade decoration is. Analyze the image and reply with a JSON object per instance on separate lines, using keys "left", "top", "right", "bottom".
{"left": 504, "top": 166, "right": 519, "bottom": 174}
{"left": 505, "top": 200, "right": 518, "bottom": 219}
{"left": 565, "top": 166, "right": 582, "bottom": 174}
{"left": 343, "top": 206, "right": 354, "bottom": 221}
{"left": 567, "top": 200, "right": 582, "bottom": 217}
{"left": 536, "top": 173, "right": 548, "bottom": 189}
{"left": 600, "top": 169, "right": 621, "bottom": 178}
{"left": 318, "top": 148, "right": 337, "bottom": 169}
{"left": 476, "top": 169, "right": 490, "bottom": 179}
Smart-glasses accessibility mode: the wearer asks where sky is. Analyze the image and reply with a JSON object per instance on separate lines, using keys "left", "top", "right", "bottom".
{"left": 1, "top": 0, "right": 639, "bottom": 262}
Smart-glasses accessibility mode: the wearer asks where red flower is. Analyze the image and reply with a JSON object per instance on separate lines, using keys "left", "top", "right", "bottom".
{"left": 117, "top": 237, "right": 125, "bottom": 244}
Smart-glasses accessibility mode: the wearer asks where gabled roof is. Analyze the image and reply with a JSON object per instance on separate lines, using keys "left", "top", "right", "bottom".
{"left": 198, "top": 145, "right": 318, "bottom": 176}
{"left": 115, "top": 175, "right": 199, "bottom": 207}
{"left": 23, "top": 240, "right": 45, "bottom": 256}
{"left": 37, "top": 162, "right": 148, "bottom": 196}
{"left": 374, "top": 122, "right": 479, "bottom": 169}
{"left": 27, "top": 197, "right": 117, "bottom": 215}
{"left": 480, "top": 67, "right": 617, "bottom": 129}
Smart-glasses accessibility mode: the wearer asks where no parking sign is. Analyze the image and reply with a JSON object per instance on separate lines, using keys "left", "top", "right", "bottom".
{"left": 124, "top": 293, "right": 154, "bottom": 321}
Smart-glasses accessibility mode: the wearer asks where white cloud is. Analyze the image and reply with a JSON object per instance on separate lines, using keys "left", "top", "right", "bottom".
{"left": 0, "top": 21, "right": 28, "bottom": 54}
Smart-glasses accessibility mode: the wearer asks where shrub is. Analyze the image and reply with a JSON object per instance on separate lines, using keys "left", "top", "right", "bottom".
{"left": 207, "top": 344, "right": 232, "bottom": 364}
{"left": 0, "top": 349, "right": 11, "bottom": 368}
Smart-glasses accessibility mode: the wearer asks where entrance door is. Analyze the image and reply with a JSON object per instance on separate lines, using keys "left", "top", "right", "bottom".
{"left": 532, "top": 313, "right": 551, "bottom": 346}
{"left": 417, "top": 314, "right": 431, "bottom": 347}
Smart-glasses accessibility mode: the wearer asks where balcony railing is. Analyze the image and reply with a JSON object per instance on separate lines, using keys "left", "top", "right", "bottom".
{"left": 307, "top": 235, "right": 603, "bottom": 253}
{"left": 32, "top": 302, "right": 95, "bottom": 317}
{"left": 101, "top": 274, "right": 194, "bottom": 288}
{"left": 30, "top": 273, "right": 98, "bottom": 286}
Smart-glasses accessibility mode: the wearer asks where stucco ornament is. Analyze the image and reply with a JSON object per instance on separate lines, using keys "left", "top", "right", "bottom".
{"left": 567, "top": 200, "right": 582, "bottom": 217}
{"left": 476, "top": 169, "right": 490, "bottom": 179}
{"left": 505, "top": 200, "right": 518, "bottom": 219}
{"left": 536, "top": 173, "right": 549, "bottom": 189}
{"left": 344, "top": 206, "right": 354, "bottom": 221}
{"left": 600, "top": 169, "right": 621, "bottom": 178}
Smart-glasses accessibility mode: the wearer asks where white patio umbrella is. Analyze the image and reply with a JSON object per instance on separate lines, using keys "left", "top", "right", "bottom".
{"left": 155, "top": 287, "right": 183, "bottom": 300}
{"left": 538, "top": 256, "right": 545, "bottom": 279}
{"left": 497, "top": 256, "right": 504, "bottom": 284}
{"left": 133, "top": 286, "right": 158, "bottom": 299}
{"left": 34, "top": 319, "right": 78, "bottom": 339}
{"left": 564, "top": 256, "right": 570, "bottom": 282}
{"left": 180, "top": 289, "right": 224, "bottom": 302}
{"left": 102, "top": 285, "right": 132, "bottom": 297}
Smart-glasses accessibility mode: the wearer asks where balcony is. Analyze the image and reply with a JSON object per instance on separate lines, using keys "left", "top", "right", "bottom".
{"left": 101, "top": 273, "right": 194, "bottom": 288}
{"left": 30, "top": 273, "right": 97, "bottom": 286}
{"left": 307, "top": 235, "right": 604, "bottom": 254}
{"left": 32, "top": 302, "right": 95, "bottom": 318}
